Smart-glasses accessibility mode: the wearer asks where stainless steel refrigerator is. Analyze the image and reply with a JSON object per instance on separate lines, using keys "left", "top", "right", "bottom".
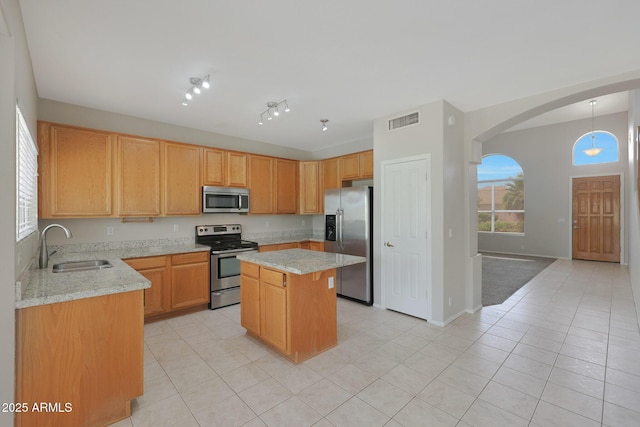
{"left": 324, "top": 186, "right": 373, "bottom": 305}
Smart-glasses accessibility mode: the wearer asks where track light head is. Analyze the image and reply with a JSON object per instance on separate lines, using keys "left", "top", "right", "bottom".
{"left": 185, "top": 90, "right": 193, "bottom": 100}
{"left": 202, "top": 75, "right": 210, "bottom": 89}
{"left": 321, "top": 119, "right": 329, "bottom": 131}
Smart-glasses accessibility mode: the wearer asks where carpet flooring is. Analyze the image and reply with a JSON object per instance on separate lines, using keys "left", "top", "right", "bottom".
{"left": 481, "top": 252, "right": 556, "bottom": 306}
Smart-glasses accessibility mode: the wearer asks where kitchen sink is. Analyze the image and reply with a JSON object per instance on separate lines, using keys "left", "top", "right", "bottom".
{"left": 52, "top": 260, "right": 113, "bottom": 273}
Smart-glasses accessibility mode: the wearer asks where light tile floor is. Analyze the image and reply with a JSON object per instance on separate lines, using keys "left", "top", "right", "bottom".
{"left": 112, "top": 259, "right": 640, "bottom": 426}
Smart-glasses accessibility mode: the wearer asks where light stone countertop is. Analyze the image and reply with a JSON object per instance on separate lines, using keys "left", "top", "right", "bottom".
{"left": 16, "top": 243, "right": 210, "bottom": 309}
{"left": 237, "top": 248, "right": 365, "bottom": 275}
{"left": 251, "top": 236, "right": 325, "bottom": 246}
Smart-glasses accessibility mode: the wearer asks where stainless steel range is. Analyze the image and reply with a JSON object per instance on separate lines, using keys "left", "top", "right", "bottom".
{"left": 195, "top": 224, "right": 259, "bottom": 309}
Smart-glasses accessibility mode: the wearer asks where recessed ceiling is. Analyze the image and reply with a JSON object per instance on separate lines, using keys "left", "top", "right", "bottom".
{"left": 18, "top": 0, "right": 640, "bottom": 152}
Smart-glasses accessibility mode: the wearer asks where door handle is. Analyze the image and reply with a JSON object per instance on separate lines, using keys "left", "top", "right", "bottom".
{"left": 573, "top": 226, "right": 580, "bottom": 229}
{"left": 385, "top": 242, "right": 395, "bottom": 247}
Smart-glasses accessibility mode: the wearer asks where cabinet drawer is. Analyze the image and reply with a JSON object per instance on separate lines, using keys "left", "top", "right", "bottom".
{"left": 261, "top": 267, "right": 286, "bottom": 287}
{"left": 171, "top": 251, "right": 209, "bottom": 265}
{"left": 241, "top": 261, "right": 260, "bottom": 279}
{"left": 124, "top": 256, "right": 166, "bottom": 270}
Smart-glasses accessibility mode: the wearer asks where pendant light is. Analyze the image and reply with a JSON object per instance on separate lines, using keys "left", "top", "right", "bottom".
{"left": 583, "top": 99, "right": 603, "bottom": 157}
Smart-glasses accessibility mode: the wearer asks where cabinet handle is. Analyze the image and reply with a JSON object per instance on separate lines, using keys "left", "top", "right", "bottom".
{"left": 283, "top": 273, "right": 287, "bottom": 287}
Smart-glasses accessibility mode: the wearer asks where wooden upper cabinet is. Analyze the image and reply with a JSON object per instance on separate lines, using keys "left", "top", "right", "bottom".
{"left": 275, "top": 158, "right": 297, "bottom": 214}
{"left": 340, "top": 153, "right": 360, "bottom": 180}
{"left": 227, "top": 151, "right": 248, "bottom": 187}
{"left": 39, "top": 122, "right": 114, "bottom": 218}
{"left": 164, "top": 142, "right": 200, "bottom": 215}
{"left": 248, "top": 154, "right": 275, "bottom": 214}
{"left": 339, "top": 150, "right": 373, "bottom": 181}
{"left": 299, "top": 161, "right": 321, "bottom": 214}
{"left": 322, "top": 157, "right": 341, "bottom": 191}
{"left": 202, "top": 148, "right": 247, "bottom": 187}
{"left": 117, "top": 136, "right": 162, "bottom": 216}
{"left": 202, "top": 147, "right": 225, "bottom": 186}
{"left": 359, "top": 150, "right": 374, "bottom": 178}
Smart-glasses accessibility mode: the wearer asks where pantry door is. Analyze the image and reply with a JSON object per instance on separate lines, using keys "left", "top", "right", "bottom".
{"left": 381, "top": 155, "right": 430, "bottom": 320}
{"left": 572, "top": 175, "right": 620, "bottom": 262}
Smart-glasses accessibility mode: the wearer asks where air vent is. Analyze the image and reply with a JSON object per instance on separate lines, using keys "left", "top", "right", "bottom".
{"left": 388, "top": 112, "right": 419, "bottom": 131}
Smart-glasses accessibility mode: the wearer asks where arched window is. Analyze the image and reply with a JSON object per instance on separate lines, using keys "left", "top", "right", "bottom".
{"left": 573, "top": 131, "right": 619, "bottom": 165}
{"left": 477, "top": 154, "right": 524, "bottom": 234}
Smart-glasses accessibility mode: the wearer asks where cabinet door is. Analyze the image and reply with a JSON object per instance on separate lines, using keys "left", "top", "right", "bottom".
{"left": 276, "top": 159, "right": 298, "bottom": 214}
{"left": 227, "top": 151, "right": 248, "bottom": 187}
{"left": 124, "top": 256, "right": 168, "bottom": 317}
{"left": 309, "top": 241, "right": 325, "bottom": 252}
{"left": 42, "top": 124, "right": 114, "bottom": 217}
{"left": 164, "top": 142, "right": 201, "bottom": 215}
{"left": 202, "top": 147, "right": 225, "bottom": 186}
{"left": 322, "top": 157, "right": 341, "bottom": 191}
{"left": 248, "top": 155, "right": 274, "bottom": 213}
{"left": 260, "top": 268, "right": 288, "bottom": 353}
{"left": 240, "top": 262, "right": 261, "bottom": 336}
{"left": 139, "top": 267, "right": 168, "bottom": 316}
{"left": 340, "top": 153, "right": 360, "bottom": 180}
{"left": 359, "top": 150, "right": 374, "bottom": 178}
{"left": 117, "top": 136, "right": 162, "bottom": 216}
{"left": 299, "top": 161, "right": 321, "bottom": 214}
{"left": 170, "top": 255, "right": 209, "bottom": 309}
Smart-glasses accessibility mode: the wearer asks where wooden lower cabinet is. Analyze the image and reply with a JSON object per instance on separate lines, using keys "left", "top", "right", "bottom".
{"left": 15, "top": 290, "right": 144, "bottom": 427}
{"left": 170, "top": 252, "right": 210, "bottom": 309}
{"left": 124, "top": 251, "right": 209, "bottom": 321}
{"left": 260, "top": 241, "right": 324, "bottom": 252}
{"left": 240, "top": 262, "right": 337, "bottom": 363}
{"left": 124, "top": 255, "right": 168, "bottom": 316}
{"left": 240, "top": 262, "right": 261, "bottom": 336}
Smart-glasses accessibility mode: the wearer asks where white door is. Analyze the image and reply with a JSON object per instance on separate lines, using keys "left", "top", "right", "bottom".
{"left": 382, "top": 156, "right": 430, "bottom": 320}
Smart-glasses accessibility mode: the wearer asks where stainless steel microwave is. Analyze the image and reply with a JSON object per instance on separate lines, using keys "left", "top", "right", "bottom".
{"left": 202, "top": 186, "right": 250, "bottom": 213}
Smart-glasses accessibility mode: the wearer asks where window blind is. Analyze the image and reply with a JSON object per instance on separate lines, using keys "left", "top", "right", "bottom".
{"left": 16, "top": 105, "right": 38, "bottom": 242}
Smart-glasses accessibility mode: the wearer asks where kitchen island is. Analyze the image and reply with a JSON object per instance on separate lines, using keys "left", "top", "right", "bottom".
{"left": 237, "top": 249, "right": 365, "bottom": 363}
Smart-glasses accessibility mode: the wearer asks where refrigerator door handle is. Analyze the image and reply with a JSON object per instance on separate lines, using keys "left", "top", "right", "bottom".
{"left": 337, "top": 209, "right": 344, "bottom": 251}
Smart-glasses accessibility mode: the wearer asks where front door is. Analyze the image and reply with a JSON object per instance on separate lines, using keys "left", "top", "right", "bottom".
{"left": 572, "top": 175, "right": 620, "bottom": 262}
{"left": 382, "top": 156, "right": 430, "bottom": 320}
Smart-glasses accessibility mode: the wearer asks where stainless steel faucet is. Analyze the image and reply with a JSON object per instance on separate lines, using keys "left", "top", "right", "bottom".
{"left": 39, "top": 224, "right": 73, "bottom": 269}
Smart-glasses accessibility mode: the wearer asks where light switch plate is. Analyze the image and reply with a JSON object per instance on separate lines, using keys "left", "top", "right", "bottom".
{"left": 328, "top": 276, "right": 334, "bottom": 289}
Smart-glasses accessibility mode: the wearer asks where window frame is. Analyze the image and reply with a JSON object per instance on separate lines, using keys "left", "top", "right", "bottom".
{"left": 572, "top": 130, "right": 619, "bottom": 166}
{"left": 477, "top": 154, "right": 525, "bottom": 235}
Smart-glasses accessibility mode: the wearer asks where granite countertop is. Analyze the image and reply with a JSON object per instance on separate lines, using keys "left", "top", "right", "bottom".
{"left": 252, "top": 236, "right": 325, "bottom": 246}
{"left": 15, "top": 243, "right": 210, "bottom": 309}
{"left": 237, "top": 248, "right": 365, "bottom": 275}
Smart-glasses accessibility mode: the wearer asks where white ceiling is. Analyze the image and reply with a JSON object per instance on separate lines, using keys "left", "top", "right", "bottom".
{"left": 18, "top": 0, "right": 640, "bottom": 152}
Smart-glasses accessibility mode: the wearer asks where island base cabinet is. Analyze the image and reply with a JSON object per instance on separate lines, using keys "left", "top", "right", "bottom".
{"left": 15, "top": 290, "right": 144, "bottom": 427}
{"left": 240, "top": 263, "right": 337, "bottom": 364}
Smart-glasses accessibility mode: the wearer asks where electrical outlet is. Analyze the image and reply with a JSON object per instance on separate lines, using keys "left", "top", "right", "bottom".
{"left": 173, "top": 224, "right": 179, "bottom": 232}
{"left": 106, "top": 227, "right": 114, "bottom": 236}
{"left": 328, "top": 276, "right": 334, "bottom": 289}
{"left": 266, "top": 221, "right": 271, "bottom": 229}
{"left": 302, "top": 219, "right": 306, "bottom": 226}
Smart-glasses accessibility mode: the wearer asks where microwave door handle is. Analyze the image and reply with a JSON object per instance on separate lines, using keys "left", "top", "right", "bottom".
{"left": 238, "top": 194, "right": 242, "bottom": 210}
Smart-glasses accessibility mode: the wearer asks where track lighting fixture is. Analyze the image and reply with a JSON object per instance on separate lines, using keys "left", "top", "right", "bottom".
{"left": 258, "top": 99, "right": 290, "bottom": 125}
{"left": 181, "top": 74, "right": 210, "bottom": 106}
{"left": 321, "top": 119, "right": 329, "bottom": 131}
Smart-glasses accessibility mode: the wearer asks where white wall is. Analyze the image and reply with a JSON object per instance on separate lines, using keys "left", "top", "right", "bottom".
{"left": 479, "top": 112, "right": 628, "bottom": 260}
{"left": 373, "top": 100, "right": 467, "bottom": 325}
{"left": 1, "top": 0, "right": 38, "bottom": 423}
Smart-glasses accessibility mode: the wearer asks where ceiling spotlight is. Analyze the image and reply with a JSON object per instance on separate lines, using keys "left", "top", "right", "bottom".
{"left": 201, "top": 75, "right": 210, "bottom": 89}
{"left": 185, "top": 89, "right": 193, "bottom": 100}
{"left": 258, "top": 115, "right": 264, "bottom": 125}
{"left": 181, "top": 99, "right": 189, "bottom": 107}
{"left": 258, "top": 99, "right": 290, "bottom": 125}
{"left": 321, "top": 119, "right": 329, "bottom": 131}
{"left": 193, "top": 86, "right": 201, "bottom": 95}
